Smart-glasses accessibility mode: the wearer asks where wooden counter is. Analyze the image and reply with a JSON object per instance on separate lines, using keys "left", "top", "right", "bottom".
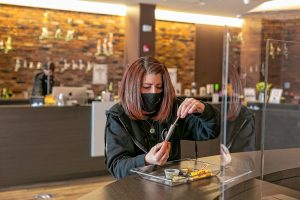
{"left": 0, "top": 105, "right": 107, "bottom": 187}
{"left": 0, "top": 102, "right": 298, "bottom": 189}
{"left": 79, "top": 149, "right": 300, "bottom": 200}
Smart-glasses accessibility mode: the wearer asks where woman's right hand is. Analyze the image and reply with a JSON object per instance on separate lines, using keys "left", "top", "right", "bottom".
{"left": 145, "top": 141, "right": 171, "bottom": 165}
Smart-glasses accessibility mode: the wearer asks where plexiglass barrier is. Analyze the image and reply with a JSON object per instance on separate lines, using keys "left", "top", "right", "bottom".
{"left": 262, "top": 38, "right": 300, "bottom": 192}
{"left": 218, "top": 27, "right": 262, "bottom": 200}
{"left": 219, "top": 13, "right": 300, "bottom": 199}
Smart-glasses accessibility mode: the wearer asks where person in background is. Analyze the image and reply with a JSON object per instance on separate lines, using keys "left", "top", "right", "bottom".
{"left": 225, "top": 66, "right": 256, "bottom": 153}
{"left": 219, "top": 65, "right": 257, "bottom": 173}
{"left": 105, "top": 56, "right": 220, "bottom": 179}
{"left": 32, "top": 62, "right": 56, "bottom": 96}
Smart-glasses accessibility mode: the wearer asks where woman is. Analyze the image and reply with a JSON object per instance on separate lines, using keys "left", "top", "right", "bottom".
{"left": 226, "top": 66, "right": 256, "bottom": 153}
{"left": 32, "top": 62, "right": 57, "bottom": 96}
{"left": 105, "top": 57, "right": 220, "bottom": 179}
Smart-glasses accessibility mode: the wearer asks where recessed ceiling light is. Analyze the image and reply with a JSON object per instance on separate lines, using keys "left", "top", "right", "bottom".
{"left": 0, "top": 0, "right": 127, "bottom": 16}
{"left": 250, "top": 0, "right": 300, "bottom": 13}
{"left": 243, "top": 0, "right": 251, "bottom": 5}
{"left": 155, "top": 9, "right": 243, "bottom": 27}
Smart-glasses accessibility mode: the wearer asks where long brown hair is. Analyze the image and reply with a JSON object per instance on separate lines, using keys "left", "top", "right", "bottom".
{"left": 119, "top": 56, "right": 176, "bottom": 122}
{"left": 227, "top": 65, "right": 243, "bottom": 121}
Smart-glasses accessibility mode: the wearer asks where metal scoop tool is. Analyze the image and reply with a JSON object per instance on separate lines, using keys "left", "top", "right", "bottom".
{"left": 164, "top": 116, "right": 180, "bottom": 141}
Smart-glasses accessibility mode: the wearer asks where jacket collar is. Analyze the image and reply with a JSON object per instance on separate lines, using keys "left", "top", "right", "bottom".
{"left": 106, "top": 103, "right": 148, "bottom": 153}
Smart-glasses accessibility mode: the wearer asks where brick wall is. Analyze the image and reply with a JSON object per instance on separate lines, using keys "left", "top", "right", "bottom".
{"left": 0, "top": 5, "right": 125, "bottom": 97}
{"left": 0, "top": 5, "right": 245, "bottom": 99}
{"left": 262, "top": 18, "right": 300, "bottom": 97}
{"left": 242, "top": 12, "right": 300, "bottom": 99}
{"left": 155, "top": 20, "right": 196, "bottom": 91}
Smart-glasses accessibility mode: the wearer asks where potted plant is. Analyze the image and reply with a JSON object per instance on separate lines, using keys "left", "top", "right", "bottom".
{"left": 256, "top": 82, "right": 272, "bottom": 103}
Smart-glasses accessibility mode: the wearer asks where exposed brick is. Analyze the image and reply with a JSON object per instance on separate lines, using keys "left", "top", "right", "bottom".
{"left": 0, "top": 5, "right": 125, "bottom": 97}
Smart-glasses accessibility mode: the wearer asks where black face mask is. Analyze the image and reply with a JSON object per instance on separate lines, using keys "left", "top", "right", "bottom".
{"left": 141, "top": 93, "right": 163, "bottom": 113}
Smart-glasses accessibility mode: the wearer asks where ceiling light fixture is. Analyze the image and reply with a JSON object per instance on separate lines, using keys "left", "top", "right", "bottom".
{"left": 243, "top": 0, "right": 250, "bottom": 5}
{"left": 155, "top": 9, "right": 243, "bottom": 27}
{"left": 249, "top": 0, "right": 300, "bottom": 13}
{"left": 0, "top": 0, "right": 127, "bottom": 16}
{"left": 0, "top": 0, "right": 243, "bottom": 27}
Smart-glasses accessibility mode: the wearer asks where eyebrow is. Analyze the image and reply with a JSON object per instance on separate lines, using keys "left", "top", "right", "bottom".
{"left": 143, "top": 83, "right": 162, "bottom": 86}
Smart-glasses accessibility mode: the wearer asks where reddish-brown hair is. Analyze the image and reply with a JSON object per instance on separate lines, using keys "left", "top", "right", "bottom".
{"left": 119, "top": 57, "right": 176, "bottom": 122}
{"left": 227, "top": 65, "right": 243, "bottom": 121}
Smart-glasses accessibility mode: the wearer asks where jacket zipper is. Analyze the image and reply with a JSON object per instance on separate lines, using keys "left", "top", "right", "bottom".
{"left": 118, "top": 117, "right": 148, "bottom": 153}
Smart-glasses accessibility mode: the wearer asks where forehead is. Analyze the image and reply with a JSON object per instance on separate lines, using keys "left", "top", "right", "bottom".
{"left": 142, "top": 73, "right": 162, "bottom": 84}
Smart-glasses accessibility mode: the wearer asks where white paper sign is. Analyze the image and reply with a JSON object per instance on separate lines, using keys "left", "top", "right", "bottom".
{"left": 244, "top": 88, "right": 256, "bottom": 102}
{"left": 93, "top": 64, "right": 107, "bottom": 84}
{"left": 167, "top": 68, "right": 177, "bottom": 87}
{"left": 269, "top": 88, "right": 283, "bottom": 104}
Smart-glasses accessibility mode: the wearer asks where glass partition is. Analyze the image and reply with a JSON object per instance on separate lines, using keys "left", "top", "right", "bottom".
{"left": 262, "top": 38, "right": 300, "bottom": 191}
{"left": 219, "top": 12, "right": 300, "bottom": 199}
{"left": 218, "top": 27, "right": 262, "bottom": 200}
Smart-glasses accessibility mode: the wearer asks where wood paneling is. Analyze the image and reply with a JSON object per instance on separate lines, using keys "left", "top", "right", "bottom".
{"left": 195, "top": 24, "right": 224, "bottom": 88}
{"left": 155, "top": 20, "right": 196, "bottom": 91}
{"left": 0, "top": 105, "right": 108, "bottom": 187}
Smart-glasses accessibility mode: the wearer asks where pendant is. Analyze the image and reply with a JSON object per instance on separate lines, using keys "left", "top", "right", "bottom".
{"left": 149, "top": 126, "right": 155, "bottom": 134}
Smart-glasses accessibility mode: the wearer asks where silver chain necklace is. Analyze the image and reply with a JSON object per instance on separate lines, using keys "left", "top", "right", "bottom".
{"left": 144, "top": 119, "right": 155, "bottom": 134}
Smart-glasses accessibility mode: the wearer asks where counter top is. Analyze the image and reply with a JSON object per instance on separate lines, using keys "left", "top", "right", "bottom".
{"left": 79, "top": 149, "right": 300, "bottom": 200}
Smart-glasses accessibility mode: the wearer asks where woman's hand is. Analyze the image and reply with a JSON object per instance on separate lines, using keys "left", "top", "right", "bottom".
{"left": 220, "top": 144, "right": 232, "bottom": 166}
{"left": 145, "top": 141, "right": 171, "bottom": 165}
{"left": 177, "top": 98, "right": 205, "bottom": 118}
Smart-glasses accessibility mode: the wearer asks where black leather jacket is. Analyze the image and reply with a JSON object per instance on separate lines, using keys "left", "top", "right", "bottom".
{"left": 105, "top": 98, "right": 220, "bottom": 179}
{"left": 226, "top": 106, "right": 256, "bottom": 152}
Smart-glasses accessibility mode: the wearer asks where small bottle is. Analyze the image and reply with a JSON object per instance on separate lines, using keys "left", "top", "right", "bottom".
{"left": 108, "top": 82, "right": 114, "bottom": 101}
{"left": 191, "top": 82, "right": 197, "bottom": 97}
{"left": 108, "top": 82, "right": 113, "bottom": 93}
{"left": 214, "top": 83, "right": 220, "bottom": 94}
{"left": 283, "top": 82, "right": 291, "bottom": 104}
{"left": 211, "top": 83, "right": 219, "bottom": 103}
{"left": 57, "top": 93, "right": 64, "bottom": 106}
{"left": 2, "top": 88, "right": 9, "bottom": 99}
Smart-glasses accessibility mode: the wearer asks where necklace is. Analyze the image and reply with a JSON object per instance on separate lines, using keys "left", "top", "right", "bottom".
{"left": 144, "top": 119, "right": 155, "bottom": 134}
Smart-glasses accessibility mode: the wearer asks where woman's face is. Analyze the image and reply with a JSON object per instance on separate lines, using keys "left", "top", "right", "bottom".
{"left": 141, "top": 73, "right": 163, "bottom": 94}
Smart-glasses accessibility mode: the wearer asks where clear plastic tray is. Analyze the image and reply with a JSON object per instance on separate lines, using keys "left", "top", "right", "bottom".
{"left": 130, "top": 159, "right": 220, "bottom": 186}
{"left": 131, "top": 158, "right": 253, "bottom": 186}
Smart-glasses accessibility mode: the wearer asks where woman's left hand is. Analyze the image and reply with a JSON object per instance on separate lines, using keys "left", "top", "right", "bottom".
{"left": 177, "top": 98, "right": 205, "bottom": 118}
{"left": 220, "top": 144, "right": 232, "bottom": 166}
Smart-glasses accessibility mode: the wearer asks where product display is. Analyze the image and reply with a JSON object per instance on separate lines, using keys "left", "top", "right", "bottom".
{"left": 131, "top": 159, "right": 219, "bottom": 186}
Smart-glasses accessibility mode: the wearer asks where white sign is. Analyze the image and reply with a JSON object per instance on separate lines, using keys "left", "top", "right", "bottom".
{"left": 91, "top": 102, "right": 115, "bottom": 157}
{"left": 167, "top": 68, "right": 177, "bottom": 87}
{"left": 142, "top": 24, "right": 152, "bottom": 32}
{"left": 269, "top": 88, "right": 283, "bottom": 104}
{"left": 93, "top": 64, "right": 107, "bottom": 84}
{"left": 244, "top": 88, "right": 256, "bottom": 102}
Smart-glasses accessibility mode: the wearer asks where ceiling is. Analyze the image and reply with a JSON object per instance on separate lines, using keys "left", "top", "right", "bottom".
{"left": 90, "top": 0, "right": 270, "bottom": 17}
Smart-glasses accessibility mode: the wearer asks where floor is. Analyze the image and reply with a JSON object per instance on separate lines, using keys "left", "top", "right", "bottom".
{"left": 0, "top": 175, "right": 115, "bottom": 200}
